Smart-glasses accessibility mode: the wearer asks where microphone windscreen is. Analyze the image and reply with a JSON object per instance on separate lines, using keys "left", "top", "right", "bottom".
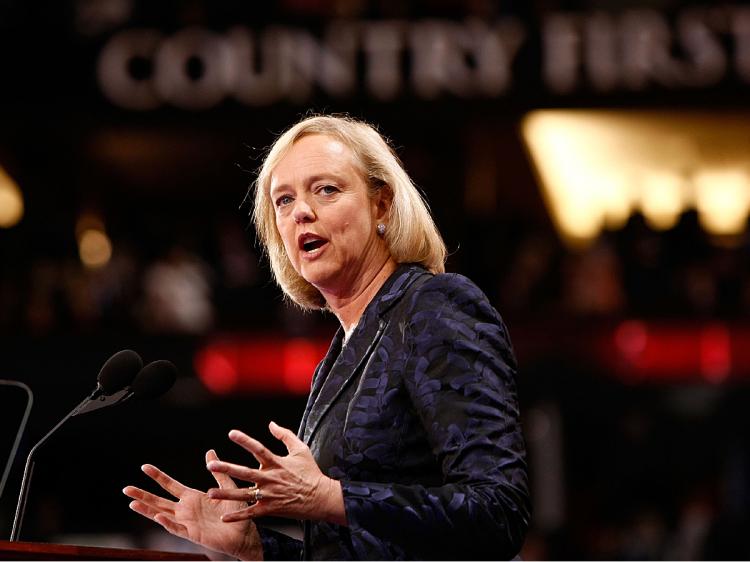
{"left": 98, "top": 350, "right": 143, "bottom": 395}
{"left": 130, "top": 360, "right": 177, "bottom": 400}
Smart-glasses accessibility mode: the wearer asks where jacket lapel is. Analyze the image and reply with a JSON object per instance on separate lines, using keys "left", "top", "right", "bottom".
{"left": 297, "top": 329, "right": 345, "bottom": 440}
{"left": 302, "top": 317, "right": 387, "bottom": 444}
{"left": 301, "top": 264, "right": 432, "bottom": 445}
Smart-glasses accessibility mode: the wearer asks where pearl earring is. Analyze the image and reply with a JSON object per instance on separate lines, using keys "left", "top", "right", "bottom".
{"left": 377, "top": 223, "right": 386, "bottom": 236}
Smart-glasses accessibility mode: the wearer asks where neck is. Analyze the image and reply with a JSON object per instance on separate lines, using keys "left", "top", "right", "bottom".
{"left": 323, "top": 257, "right": 398, "bottom": 334}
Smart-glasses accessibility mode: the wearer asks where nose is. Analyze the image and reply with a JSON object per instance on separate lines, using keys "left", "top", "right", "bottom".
{"left": 293, "top": 198, "right": 315, "bottom": 224}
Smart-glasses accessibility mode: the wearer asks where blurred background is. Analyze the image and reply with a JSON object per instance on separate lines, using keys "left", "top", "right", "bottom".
{"left": 1, "top": 0, "right": 750, "bottom": 559}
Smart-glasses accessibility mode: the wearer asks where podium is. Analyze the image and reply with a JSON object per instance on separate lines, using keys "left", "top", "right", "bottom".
{"left": 0, "top": 540, "right": 209, "bottom": 560}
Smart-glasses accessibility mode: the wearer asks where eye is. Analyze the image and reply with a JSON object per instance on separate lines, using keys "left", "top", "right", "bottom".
{"left": 275, "top": 194, "right": 293, "bottom": 207}
{"left": 318, "top": 184, "right": 339, "bottom": 195}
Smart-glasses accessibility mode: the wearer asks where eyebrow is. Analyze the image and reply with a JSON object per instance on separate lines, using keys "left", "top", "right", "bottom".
{"left": 270, "top": 173, "right": 349, "bottom": 197}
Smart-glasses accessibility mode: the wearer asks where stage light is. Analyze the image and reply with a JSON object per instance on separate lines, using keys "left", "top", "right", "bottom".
{"left": 78, "top": 229, "right": 112, "bottom": 269}
{"left": 598, "top": 174, "right": 631, "bottom": 230}
{"left": 521, "top": 110, "right": 636, "bottom": 247}
{"left": 194, "top": 337, "right": 330, "bottom": 395}
{"left": 283, "top": 338, "right": 321, "bottom": 394}
{"left": 609, "top": 321, "right": 740, "bottom": 384}
{"left": 195, "top": 349, "right": 238, "bottom": 394}
{"left": 521, "top": 110, "right": 750, "bottom": 247}
{"left": 699, "top": 324, "right": 731, "bottom": 383}
{"left": 0, "top": 166, "right": 24, "bottom": 228}
{"left": 640, "top": 172, "right": 685, "bottom": 231}
{"left": 76, "top": 212, "right": 113, "bottom": 269}
{"left": 694, "top": 169, "right": 750, "bottom": 236}
{"left": 522, "top": 111, "right": 594, "bottom": 246}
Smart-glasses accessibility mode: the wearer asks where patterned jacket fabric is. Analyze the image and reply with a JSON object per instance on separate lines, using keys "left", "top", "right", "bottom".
{"left": 259, "top": 263, "right": 530, "bottom": 560}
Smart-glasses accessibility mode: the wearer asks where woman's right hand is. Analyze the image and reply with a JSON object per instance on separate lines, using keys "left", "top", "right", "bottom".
{"left": 123, "top": 450, "right": 263, "bottom": 560}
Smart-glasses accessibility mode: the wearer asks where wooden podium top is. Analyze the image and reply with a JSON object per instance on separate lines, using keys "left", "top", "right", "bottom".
{"left": 0, "top": 540, "right": 210, "bottom": 560}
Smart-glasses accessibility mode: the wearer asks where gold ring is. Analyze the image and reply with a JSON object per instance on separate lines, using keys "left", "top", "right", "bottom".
{"left": 246, "top": 486, "right": 263, "bottom": 504}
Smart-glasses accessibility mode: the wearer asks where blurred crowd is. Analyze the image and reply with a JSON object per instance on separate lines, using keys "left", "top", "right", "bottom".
{"left": 1, "top": 217, "right": 286, "bottom": 337}
{"left": 3, "top": 207, "right": 750, "bottom": 339}
{"left": 469, "top": 209, "right": 750, "bottom": 322}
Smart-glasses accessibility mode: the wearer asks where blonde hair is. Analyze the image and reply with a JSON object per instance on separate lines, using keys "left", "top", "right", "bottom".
{"left": 252, "top": 114, "right": 446, "bottom": 310}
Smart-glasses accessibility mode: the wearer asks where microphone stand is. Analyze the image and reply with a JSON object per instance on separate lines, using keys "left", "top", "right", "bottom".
{"left": 9, "top": 390, "right": 97, "bottom": 542}
{"left": 0, "top": 380, "right": 33, "bottom": 501}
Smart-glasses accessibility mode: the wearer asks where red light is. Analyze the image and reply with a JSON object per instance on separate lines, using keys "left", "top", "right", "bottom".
{"left": 194, "top": 335, "right": 329, "bottom": 395}
{"left": 700, "top": 324, "right": 731, "bottom": 383}
{"left": 194, "top": 348, "right": 239, "bottom": 395}
{"left": 609, "top": 321, "right": 743, "bottom": 383}
{"left": 283, "top": 339, "right": 322, "bottom": 394}
{"left": 614, "top": 320, "right": 648, "bottom": 364}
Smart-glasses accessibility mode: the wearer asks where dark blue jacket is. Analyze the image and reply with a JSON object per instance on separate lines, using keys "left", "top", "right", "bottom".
{"left": 261, "top": 264, "right": 530, "bottom": 560}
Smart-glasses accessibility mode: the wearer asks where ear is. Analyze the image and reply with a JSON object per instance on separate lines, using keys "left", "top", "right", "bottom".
{"left": 372, "top": 184, "right": 393, "bottom": 222}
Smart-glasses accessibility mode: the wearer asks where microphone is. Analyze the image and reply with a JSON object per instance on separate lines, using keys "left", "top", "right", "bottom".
{"left": 106, "top": 359, "right": 178, "bottom": 410}
{"left": 0, "top": 380, "right": 33, "bottom": 502}
{"left": 9, "top": 350, "right": 143, "bottom": 541}
{"left": 95, "top": 349, "right": 144, "bottom": 398}
{"left": 127, "top": 360, "right": 178, "bottom": 400}
{"left": 69, "top": 357, "right": 177, "bottom": 414}
{"left": 73, "top": 349, "right": 145, "bottom": 417}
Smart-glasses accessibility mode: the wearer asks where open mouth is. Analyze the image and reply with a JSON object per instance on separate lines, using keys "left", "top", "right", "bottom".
{"left": 299, "top": 234, "right": 328, "bottom": 253}
{"left": 303, "top": 239, "right": 327, "bottom": 252}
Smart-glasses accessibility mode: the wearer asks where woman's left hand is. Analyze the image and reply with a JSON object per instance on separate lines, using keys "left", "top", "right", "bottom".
{"left": 206, "top": 421, "right": 346, "bottom": 526}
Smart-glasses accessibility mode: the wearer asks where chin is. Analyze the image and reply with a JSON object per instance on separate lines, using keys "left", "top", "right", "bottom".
{"left": 301, "top": 264, "right": 343, "bottom": 291}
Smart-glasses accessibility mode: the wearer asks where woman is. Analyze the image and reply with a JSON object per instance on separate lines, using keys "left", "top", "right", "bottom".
{"left": 123, "top": 115, "right": 530, "bottom": 560}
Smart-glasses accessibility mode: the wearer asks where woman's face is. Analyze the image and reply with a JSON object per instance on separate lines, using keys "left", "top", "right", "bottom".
{"left": 270, "top": 134, "right": 389, "bottom": 297}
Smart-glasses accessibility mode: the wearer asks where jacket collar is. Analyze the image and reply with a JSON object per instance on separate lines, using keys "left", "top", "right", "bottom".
{"left": 299, "top": 263, "right": 431, "bottom": 444}
{"left": 371, "top": 263, "right": 431, "bottom": 318}
{"left": 334, "top": 262, "right": 430, "bottom": 352}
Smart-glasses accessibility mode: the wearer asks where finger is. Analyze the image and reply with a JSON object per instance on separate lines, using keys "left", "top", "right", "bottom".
{"left": 129, "top": 499, "right": 168, "bottom": 522}
{"left": 207, "top": 487, "right": 256, "bottom": 502}
{"left": 154, "top": 513, "right": 189, "bottom": 540}
{"left": 268, "top": 421, "right": 305, "bottom": 454}
{"left": 141, "top": 464, "right": 189, "bottom": 499}
{"left": 122, "top": 486, "right": 175, "bottom": 512}
{"left": 221, "top": 504, "right": 262, "bottom": 523}
{"left": 206, "top": 460, "right": 263, "bottom": 484}
{"left": 206, "top": 450, "right": 237, "bottom": 490}
{"left": 228, "top": 430, "right": 278, "bottom": 466}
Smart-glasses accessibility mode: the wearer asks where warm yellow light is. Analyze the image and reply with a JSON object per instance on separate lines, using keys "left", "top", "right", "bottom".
{"left": 640, "top": 172, "right": 685, "bottom": 230}
{"left": 694, "top": 169, "right": 750, "bottom": 235}
{"left": 599, "top": 174, "right": 632, "bottom": 229}
{"left": 556, "top": 182, "right": 603, "bottom": 240}
{"left": 521, "top": 110, "right": 750, "bottom": 247}
{"left": 0, "top": 166, "right": 24, "bottom": 228}
{"left": 521, "top": 112, "right": 611, "bottom": 247}
{"left": 79, "top": 228, "right": 112, "bottom": 269}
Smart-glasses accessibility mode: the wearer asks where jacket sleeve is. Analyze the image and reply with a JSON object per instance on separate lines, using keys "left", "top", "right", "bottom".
{"left": 258, "top": 526, "right": 302, "bottom": 561}
{"left": 340, "top": 274, "right": 531, "bottom": 560}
